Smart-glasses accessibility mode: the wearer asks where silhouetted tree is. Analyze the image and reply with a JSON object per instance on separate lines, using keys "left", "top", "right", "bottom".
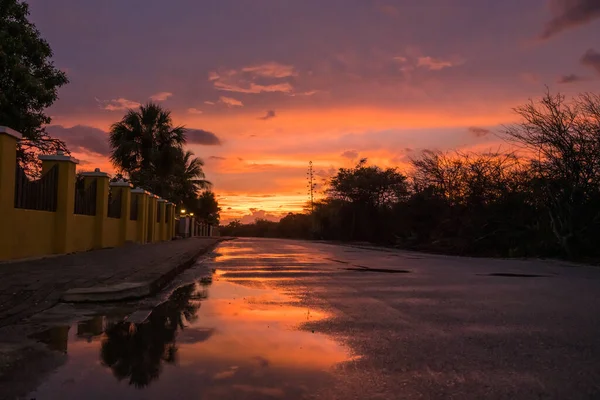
{"left": 220, "top": 91, "right": 600, "bottom": 260}
{"left": 277, "top": 213, "right": 312, "bottom": 238}
{"left": 188, "top": 191, "right": 221, "bottom": 225}
{"left": 0, "top": 0, "right": 69, "bottom": 174}
{"left": 504, "top": 91, "right": 600, "bottom": 256}
{"left": 327, "top": 159, "right": 409, "bottom": 241}
{"left": 109, "top": 103, "right": 209, "bottom": 205}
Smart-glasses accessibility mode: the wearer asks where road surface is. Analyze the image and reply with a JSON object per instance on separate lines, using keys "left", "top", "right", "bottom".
{"left": 12, "top": 238, "right": 600, "bottom": 399}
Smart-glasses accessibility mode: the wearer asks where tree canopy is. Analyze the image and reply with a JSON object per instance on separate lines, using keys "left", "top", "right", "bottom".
{"left": 109, "top": 103, "right": 210, "bottom": 207}
{"left": 188, "top": 191, "right": 221, "bottom": 226}
{"left": 0, "top": 0, "right": 69, "bottom": 173}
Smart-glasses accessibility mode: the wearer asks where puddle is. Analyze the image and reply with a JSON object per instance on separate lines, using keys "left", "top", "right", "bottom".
{"left": 28, "top": 279, "right": 350, "bottom": 399}
{"left": 343, "top": 267, "right": 411, "bottom": 274}
{"left": 481, "top": 273, "right": 549, "bottom": 278}
{"left": 324, "top": 258, "right": 349, "bottom": 264}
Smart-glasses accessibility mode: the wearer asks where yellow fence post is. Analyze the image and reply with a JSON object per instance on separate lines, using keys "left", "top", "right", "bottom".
{"left": 81, "top": 169, "right": 109, "bottom": 249}
{"left": 147, "top": 194, "right": 158, "bottom": 243}
{"left": 157, "top": 198, "right": 167, "bottom": 241}
{"left": 131, "top": 188, "right": 149, "bottom": 244}
{"left": 0, "top": 127, "right": 21, "bottom": 260}
{"left": 166, "top": 202, "right": 174, "bottom": 240}
{"left": 110, "top": 180, "right": 132, "bottom": 246}
{"left": 39, "top": 152, "right": 79, "bottom": 255}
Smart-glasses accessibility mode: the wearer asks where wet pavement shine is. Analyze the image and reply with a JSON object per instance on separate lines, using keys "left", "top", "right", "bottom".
{"left": 8, "top": 238, "right": 600, "bottom": 399}
{"left": 26, "top": 270, "right": 350, "bottom": 398}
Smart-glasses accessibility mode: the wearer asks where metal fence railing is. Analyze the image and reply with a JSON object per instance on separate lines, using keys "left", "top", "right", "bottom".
{"left": 129, "top": 195, "right": 138, "bottom": 221}
{"left": 74, "top": 179, "right": 97, "bottom": 216}
{"left": 14, "top": 164, "right": 59, "bottom": 212}
{"left": 107, "top": 189, "right": 122, "bottom": 219}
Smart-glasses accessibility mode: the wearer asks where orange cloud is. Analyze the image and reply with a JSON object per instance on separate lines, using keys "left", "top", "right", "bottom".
{"left": 96, "top": 97, "right": 141, "bottom": 111}
{"left": 219, "top": 96, "right": 243, "bottom": 107}
{"left": 241, "top": 62, "right": 297, "bottom": 78}
{"left": 149, "top": 91, "right": 173, "bottom": 101}
{"left": 209, "top": 62, "right": 301, "bottom": 95}
{"left": 417, "top": 56, "right": 464, "bottom": 71}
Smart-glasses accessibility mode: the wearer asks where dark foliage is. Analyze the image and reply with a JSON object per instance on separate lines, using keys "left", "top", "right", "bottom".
{"left": 0, "top": 0, "right": 69, "bottom": 175}
{"left": 184, "top": 190, "right": 221, "bottom": 225}
{"left": 109, "top": 103, "right": 210, "bottom": 205}
{"left": 222, "top": 92, "right": 600, "bottom": 260}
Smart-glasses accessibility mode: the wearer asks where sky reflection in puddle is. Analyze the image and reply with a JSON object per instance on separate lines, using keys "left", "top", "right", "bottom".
{"left": 29, "top": 279, "right": 349, "bottom": 399}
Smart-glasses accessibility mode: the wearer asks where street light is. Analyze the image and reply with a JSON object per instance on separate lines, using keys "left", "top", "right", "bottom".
{"left": 189, "top": 212, "right": 194, "bottom": 216}
{"left": 180, "top": 209, "right": 186, "bottom": 214}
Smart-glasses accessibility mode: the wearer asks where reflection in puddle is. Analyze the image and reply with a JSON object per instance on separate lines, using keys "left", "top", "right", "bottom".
{"left": 29, "top": 278, "right": 349, "bottom": 399}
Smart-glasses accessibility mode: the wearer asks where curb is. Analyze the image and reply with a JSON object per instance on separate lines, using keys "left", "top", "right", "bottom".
{"left": 61, "top": 238, "right": 228, "bottom": 303}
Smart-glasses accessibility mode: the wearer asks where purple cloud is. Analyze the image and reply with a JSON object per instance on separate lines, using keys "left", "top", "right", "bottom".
{"left": 341, "top": 150, "right": 359, "bottom": 159}
{"left": 259, "top": 110, "right": 276, "bottom": 120}
{"left": 46, "top": 125, "right": 110, "bottom": 155}
{"left": 468, "top": 127, "right": 491, "bottom": 138}
{"left": 186, "top": 129, "right": 222, "bottom": 145}
{"left": 557, "top": 73, "right": 588, "bottom": 83}
{"left": 581, "top": 49, "right": 600, "bottom": 74}
{"left": 541, "top": 0, "right": 600, "bottom": 39}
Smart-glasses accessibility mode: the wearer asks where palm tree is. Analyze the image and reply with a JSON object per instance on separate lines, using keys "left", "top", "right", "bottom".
{"left": 171, "top": 148, "right": 211, "bottom": 206}
{"left": 110, "top": 103, "right": 206, "bottom": 201}
{"left": 109, "top": 103, "right": 186, "bottom": 194}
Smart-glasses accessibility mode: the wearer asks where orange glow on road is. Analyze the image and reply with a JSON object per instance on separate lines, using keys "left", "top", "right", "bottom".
{"left": 177, "top": 280, "right": 349, "bottom": 371}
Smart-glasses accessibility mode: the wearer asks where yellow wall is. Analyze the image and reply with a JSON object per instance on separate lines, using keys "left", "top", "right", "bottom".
{"left": 103, "top": 218, "right": 121, "bottom": 248}
{"left": 127, "top": 220, "right": 138, "bottom": 242}
{"left": 10, "top": 209, "right": 55, "bottom": 259}
{"left": 1, "top": 131, "right": 213, "bottom": 261}
{"left": 72, "top": 215, "right": 95, "bottom": 252}
{"left": 154, "top": 222, "right": 161, "bottom": 242}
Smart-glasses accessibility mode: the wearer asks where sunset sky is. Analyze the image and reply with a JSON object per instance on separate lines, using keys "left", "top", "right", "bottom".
{"left": 26, "top": 0, "right": 600, "bottom": 223}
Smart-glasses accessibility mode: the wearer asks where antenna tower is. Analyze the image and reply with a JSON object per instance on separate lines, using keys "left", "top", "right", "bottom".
{"left": 307, "top": 161, "right": 316, "bottom": 212}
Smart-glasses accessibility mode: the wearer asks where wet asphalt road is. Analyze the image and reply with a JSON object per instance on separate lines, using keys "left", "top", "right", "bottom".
{"left": 11, "top": 237, "right": 600, "bottom": 400}
{"left": 209, "top": 238, "right": 600, "bottom": 400}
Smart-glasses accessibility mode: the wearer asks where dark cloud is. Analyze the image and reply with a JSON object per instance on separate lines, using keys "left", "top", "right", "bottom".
{"left": 581, "top": 48, "right": 600, "bottom": 74}
{"left": 468, "top": 127, "right": 491, "bottom": 138}
{"left": 209, "top": 156, "right": 226, "bottom": 160}
{"left": 341, "top": 150, "right": 359, "bottom": 159}
{"left": 315, "top": 168, "right": 336, "bottom": 178}
{"left": 253, "top": 356, "right": 270, "bottom": 368}
{"left": 46, "top": 125, "right": 110, "bottom": 156}
{"left": 258, "top": 110, "right": 276, "bottom": 120}
{"left": 186, "top": 129, "right": 222, "bottom": 145}
{"left": 541, "top": 0, "right": 600, "bottom": 39}
{"left": 240, "top": 209, "right": 281, "bottom": 224}
{"left": 557, "top": 73, "right": 587, "bottom": 83}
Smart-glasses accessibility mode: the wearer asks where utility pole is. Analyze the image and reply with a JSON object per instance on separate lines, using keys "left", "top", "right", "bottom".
{"left": 307, "top": 161, "right": 315, "bottom": 213}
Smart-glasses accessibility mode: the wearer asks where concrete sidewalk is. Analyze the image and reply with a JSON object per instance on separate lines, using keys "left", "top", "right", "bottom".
{"left": 0, "top": 237, "right": 223, "bottom": 328}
